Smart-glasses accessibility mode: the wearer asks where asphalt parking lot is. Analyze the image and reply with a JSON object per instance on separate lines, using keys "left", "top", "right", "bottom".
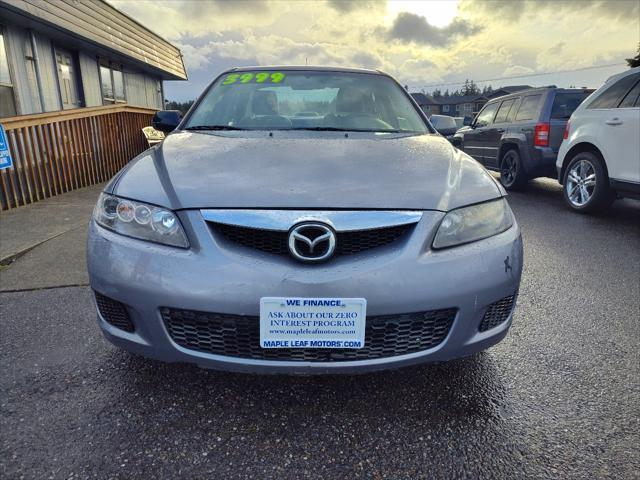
{"left": 1, "top": 179, "right": 639, "bottom": 479}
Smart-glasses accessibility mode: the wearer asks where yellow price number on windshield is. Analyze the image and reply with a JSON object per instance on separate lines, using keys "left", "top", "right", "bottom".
{"left": 222, "top": 72, "right": 286, "bottom": 86}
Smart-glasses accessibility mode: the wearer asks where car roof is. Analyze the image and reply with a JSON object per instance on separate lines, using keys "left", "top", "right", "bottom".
{"left": 487, "top": 86, "right": 593, "bottom": 103}
{"left": 225, "top": 65, "right": 385, "bottom": 75}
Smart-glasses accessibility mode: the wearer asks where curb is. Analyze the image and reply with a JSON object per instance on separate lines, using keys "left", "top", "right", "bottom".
{"left": 0, "top": 226, "right": 84, "bottom": 266}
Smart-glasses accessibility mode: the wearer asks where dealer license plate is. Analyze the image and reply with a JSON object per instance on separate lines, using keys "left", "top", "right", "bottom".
{"left": 259, "top": 297, "right": 367, "bottom": 349}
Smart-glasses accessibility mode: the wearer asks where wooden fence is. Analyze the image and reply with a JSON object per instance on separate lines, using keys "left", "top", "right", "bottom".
{"left": 0, "top": 105, "right": 157, "bottom": 211}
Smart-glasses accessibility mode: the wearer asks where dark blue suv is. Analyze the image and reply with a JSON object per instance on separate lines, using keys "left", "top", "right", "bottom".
{"left": 453, "top": 87, "right": 592, "bottom": 189}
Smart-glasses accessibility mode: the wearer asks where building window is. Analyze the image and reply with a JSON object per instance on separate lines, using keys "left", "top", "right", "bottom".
{"left": 442, "top": 105, "right": 449, "bottom": 113}
{"left": 464, "top": 103, "right": 473, "bottom": 112}
{"left": 0, "top": 31, "right": 17, "bottom": 117}
{"left": 100, "top": 61, "right": 126, "bottom": 104}
{"left": 455, "top": 104, "right": 461, "bottom": 111}
{"left": 155, "top": 79, "right": 162, "bottom": 108}
{"left": 422, "top": 105, "right": 430, "bottom": 112}
{"left": 23, "top": 36, "right": 43, "bottom": 113}
{"left": 113, "top": 70, "right": 125, "bottom": 101}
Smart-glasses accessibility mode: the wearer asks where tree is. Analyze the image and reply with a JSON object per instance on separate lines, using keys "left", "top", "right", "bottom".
{"left": 432, "top": 88, "right": 442, "bottom": 98}
{"left": 165, "top": 99, "right": 194, "bottom": 114}
{"left": 481, "top": 85, "right": 494, "bottom": 95}
{"left": 459, "top": 79, "right": 480, "bottom": 96}
{"left": 462, "top": 79, "right": 470, "bottom": 95}
{"left": 626, "top": 43, "right": 640, "bottom": 68}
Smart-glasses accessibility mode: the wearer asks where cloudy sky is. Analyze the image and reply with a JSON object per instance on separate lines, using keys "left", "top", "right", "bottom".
{"left": 109, "top": 0, "right": 640, "bottom": 101}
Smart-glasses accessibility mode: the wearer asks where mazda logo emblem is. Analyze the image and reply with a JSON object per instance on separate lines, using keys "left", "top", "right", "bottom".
{"left": 288, "top": 222, "right": 336, "bottom": 263}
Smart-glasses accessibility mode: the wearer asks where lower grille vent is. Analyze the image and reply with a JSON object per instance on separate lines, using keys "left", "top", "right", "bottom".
{"left": 479, "top": 294, "right": 516, "bottom": 332}
{"left": 162, "top": 307, "right": 457, "bottom": 362}
{"left": 94, "top": 291, "right": 134, "bottom": 332}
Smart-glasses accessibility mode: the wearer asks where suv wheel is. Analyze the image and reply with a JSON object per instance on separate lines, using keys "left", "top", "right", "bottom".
{"left": 500, "top": 149, "right": 527, "bottom": 190}
{"left": 562, "top": 152, "right": 614, "bottom": 213}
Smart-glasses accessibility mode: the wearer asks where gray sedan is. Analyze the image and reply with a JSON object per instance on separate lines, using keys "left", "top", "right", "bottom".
{"left": 87, "top": 67, "right": 523, "bottom": 374}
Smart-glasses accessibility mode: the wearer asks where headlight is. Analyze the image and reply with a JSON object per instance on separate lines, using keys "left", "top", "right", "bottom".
{"left": 93, "top": 193, "right": 189, "bottom": 248}
{"left": 433, "top": 198, "right": 513, "bottom": 249}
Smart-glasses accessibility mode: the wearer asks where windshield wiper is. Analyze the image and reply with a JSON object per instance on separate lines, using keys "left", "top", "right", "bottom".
{"left": 290, "top": 127, "right": 352, "bottom": 132}
{"left": 185, "top": 125, "right": 410, "bottom": 133}
{"left": 184, "top": 125, "right": 247, "bottom": 131}
{"left": 290, "top": 127, "right": 403, "bottom": 133}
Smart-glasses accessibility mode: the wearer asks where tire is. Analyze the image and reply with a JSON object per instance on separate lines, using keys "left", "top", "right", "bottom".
{"left": 499, "top": 149, "right": 528, "bottom": 190}
{"left": 562, "top": 151, "right": 614, "bottom": 214}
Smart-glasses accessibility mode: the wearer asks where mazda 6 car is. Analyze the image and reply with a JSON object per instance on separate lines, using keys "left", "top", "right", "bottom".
{"left": 87, "top": 66, "right": 523, "bottom": 374}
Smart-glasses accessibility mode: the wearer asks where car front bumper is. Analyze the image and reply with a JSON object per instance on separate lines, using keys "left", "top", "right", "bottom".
{"left": 87, "top": 209, "right": 523, "bottom": 374}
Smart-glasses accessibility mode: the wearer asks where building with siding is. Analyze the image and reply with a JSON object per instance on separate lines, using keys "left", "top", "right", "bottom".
{"left": 410, "top": 92, "right": 487, "bottom": 119}
{"left": 0, "top": 0, "right": 187, "bottom": 118}
{"left": 410, "top": 93, "right": 441, "bottom": 117}
{"left": 437, "top": 94, "right": 488, "bottom": 118}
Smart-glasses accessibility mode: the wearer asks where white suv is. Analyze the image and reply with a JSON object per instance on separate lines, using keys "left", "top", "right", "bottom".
{"left": 557, "top": 67, "right": 640, "bottom": 213}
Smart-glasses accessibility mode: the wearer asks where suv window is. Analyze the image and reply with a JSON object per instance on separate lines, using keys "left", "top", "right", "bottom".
{"left": 550, "top": 92, "right": 589, "bottom": 119}
{"left": 619, "top": 80, "right": 640, "bottom": 108}
{"left": 587, "top": 73, "right": 640, "bottom": 109}
{"left": 506, "top": 98, "right": 520, "bottom": 122}
{"left": 514, "top": 94, "right": 541, "bottom": 121}
{"left": 474, "top": 102, "right": 498, "bottom": 127}
{"left": 494, "top": 98, "right": 516, "bottom": 123}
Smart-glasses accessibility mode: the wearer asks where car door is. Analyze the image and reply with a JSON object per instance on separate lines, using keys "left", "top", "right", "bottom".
{"left": 595, "top": 74, "right": 640, "bottom": 183}
{"left": 462, "top": 101, "right": 499, "bottom": 164}
{"left": 484, "top": 98, "right": 517, "bottom": 168}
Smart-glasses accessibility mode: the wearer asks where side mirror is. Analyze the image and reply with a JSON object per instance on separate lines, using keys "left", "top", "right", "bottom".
{"left": 152, "top": 110, "right": 183, "bottom": 133}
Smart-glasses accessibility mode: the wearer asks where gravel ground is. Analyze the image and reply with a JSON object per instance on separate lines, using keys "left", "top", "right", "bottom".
{"left": 1, "top": 179, "right": 639, "bottom": 479}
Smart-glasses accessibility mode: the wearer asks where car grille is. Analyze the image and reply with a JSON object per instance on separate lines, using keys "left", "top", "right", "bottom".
{"left": 478, "top": 294, "right": 516, "bottom": 332}
{"left": 211, "top": 223, "right": 413, "bottom": 257}
{"left": 161, "top": 307, "right": 457, "bottom": 362}
{"left": 94, "top": 292, "right": 134, "bottom": 332}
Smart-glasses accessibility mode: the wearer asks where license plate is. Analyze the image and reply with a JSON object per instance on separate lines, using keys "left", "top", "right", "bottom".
{"left": 260, "top": 297, "right": 367, "bottom": 349}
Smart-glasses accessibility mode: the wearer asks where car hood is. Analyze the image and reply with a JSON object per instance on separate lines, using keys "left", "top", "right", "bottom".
{"left": 110, "top": 131, "right": 503, "bottom": 211}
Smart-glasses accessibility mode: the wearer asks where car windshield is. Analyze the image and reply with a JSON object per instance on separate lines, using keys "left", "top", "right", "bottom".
{"left": 185, "top": 70, "right": 430, "bottom": 134}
